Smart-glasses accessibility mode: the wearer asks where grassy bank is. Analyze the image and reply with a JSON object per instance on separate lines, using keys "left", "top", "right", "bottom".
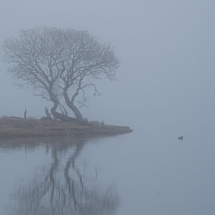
{"left": 0, "top": 116, "right": 133, "bottom": 140}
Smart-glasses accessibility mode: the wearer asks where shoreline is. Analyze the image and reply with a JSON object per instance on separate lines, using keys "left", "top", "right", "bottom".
{"left": 0, "top": 117, "right": 133, "bottom": 140}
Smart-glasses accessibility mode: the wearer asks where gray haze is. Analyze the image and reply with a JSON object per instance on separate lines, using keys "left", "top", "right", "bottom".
{"left": 1, "top": 0, "right": 215, "bottom": 214}
{"left": 1, "top": 0, "right": 214, "bottom": 131}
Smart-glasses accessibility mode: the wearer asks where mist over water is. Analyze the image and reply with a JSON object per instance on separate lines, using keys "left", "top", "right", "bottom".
{"left": 1, "top": 0, "right": 215, "bottom": 214}
{"left": 0, "top": 129, "right": 215, "bottom": 215}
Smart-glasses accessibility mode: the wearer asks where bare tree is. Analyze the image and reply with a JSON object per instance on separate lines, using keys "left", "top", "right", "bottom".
{"left": 2, "top": 26, "right": 120, "bottom": 121}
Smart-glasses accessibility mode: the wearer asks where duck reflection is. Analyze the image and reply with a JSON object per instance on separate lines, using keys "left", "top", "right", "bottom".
{"left": 5, "top": 137, "right": 120, "bottom": 215}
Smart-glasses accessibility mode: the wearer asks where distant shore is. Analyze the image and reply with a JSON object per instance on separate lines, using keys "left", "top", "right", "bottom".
{"left": 0, "top": 116, "right": 133, "bottom": 140}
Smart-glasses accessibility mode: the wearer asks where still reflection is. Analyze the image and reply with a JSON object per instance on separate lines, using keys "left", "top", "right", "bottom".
{"left": 3, "top": 137, "right": 120, "bottom": 215}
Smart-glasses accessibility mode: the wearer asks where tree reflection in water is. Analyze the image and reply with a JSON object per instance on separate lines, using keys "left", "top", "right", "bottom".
{"left": 6, "top": 138, "right": 120, "bottom": 215}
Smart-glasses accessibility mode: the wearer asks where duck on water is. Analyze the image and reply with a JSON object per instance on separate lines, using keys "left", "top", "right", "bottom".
{"left": 178, "top": 136, "right": 183, "bottom": 141}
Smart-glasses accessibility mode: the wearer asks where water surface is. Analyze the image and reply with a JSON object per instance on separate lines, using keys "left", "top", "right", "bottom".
{"left": 0, "top": 130, "right": 215, "bottom": 215}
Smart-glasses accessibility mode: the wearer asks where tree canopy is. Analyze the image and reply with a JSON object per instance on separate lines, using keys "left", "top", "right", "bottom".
{"left": 2, "top": 26, "right": 120, "bottom": 121}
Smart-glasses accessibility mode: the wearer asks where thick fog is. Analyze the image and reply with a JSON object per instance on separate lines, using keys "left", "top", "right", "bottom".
{"left": 1, "top": 1, "right": 215, "bottom": 215}
{"left": 1, "top": 0, "right": 215, "bottom": 133}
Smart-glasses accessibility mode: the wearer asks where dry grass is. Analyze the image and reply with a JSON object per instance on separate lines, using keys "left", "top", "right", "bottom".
{"left": 83, "top": 118, "right": 105, "bottom": 127}
{"left": 0, "top": 116, "right": 132, "bottom": 140}
{"left": 0, "top": 116, "right": 61, "bottom": 128}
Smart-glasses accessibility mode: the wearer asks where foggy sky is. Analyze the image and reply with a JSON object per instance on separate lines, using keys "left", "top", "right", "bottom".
{"left": 1, "top": 2, "right": 215, "bottom": 215}
{"left": 1, "top": 0, "right": 215, "bottom": 135}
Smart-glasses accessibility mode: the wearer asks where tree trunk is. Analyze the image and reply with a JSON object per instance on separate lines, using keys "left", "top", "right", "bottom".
{"left": 63, "top": 92, "right": 83, "bottom": 121}
{"left": 24, "top": 108, "right": 27, "bottom": 120}
{"left": 51, "top": 102, "right": 77, "bottom": 122}
{"left": 44, "top": 107, "right": 52, "bottom": 118}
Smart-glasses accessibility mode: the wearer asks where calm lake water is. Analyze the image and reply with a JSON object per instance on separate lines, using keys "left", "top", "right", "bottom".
{"left": 0, "top": 129, "right": 215, "bottom": 215}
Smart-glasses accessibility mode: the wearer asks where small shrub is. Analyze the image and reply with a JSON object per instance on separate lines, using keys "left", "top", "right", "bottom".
{"left": 89, "top": 120, "right": 105, "bottom": 127}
